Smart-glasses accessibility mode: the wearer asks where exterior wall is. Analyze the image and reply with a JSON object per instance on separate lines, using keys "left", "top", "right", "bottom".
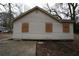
{"left": 13, "top": 10, "right": 74, "bottom": 40}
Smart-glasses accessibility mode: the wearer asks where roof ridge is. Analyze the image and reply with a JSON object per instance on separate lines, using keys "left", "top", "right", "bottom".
{"left": 13, "top": 6, "right": 74, "bottom": 23}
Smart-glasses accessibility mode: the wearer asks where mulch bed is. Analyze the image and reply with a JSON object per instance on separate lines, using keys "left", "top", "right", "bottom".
{"left": 36, "top": 40, "right": 79, "bottom": 56}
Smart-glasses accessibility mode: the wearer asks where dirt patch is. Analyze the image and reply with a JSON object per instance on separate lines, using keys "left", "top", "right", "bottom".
{"left": 0, "top": 33, "right": 11, "bottom": 40}
{"left": 36, "top": 34, "right": 79, "bottom": 56}
{"left": 36, "top": 40, "right": 79, "bottom": 56}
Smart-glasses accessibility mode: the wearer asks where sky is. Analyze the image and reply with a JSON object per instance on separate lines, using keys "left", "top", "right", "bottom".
{"left": 0, "top": 0, "right": 79, "bottom": 8}
{"left": 0, "top": 0, "right": 79, "bottom": 19}
{"left": 23, "top": 0, "right": 55, "bottom": 8}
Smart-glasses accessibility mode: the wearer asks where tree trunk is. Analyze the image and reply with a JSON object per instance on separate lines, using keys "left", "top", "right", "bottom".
{"left": 73, "top": 6, "right": 76, "bottom": 33}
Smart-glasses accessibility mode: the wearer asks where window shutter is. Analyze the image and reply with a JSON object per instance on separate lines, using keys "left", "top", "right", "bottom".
{"left": 22, "top": 23, "right": 29, "bottom": 32}
{"left": 63, "top": 23, "right": 69, "bottom": 32}
{"left": 46, "top": 23, "right": 52, "bottom": 32}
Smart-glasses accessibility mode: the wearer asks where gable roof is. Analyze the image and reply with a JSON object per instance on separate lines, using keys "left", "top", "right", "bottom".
{"left": 13, "top": 6, "right": 74, "bottom": 23}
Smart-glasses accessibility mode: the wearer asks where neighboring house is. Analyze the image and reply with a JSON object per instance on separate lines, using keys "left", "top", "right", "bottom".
{"left": 0, "top": 26, "right": 8, "bottom": 32}
{"left": 12, "top": 6, "right": 74, "bottom": 40}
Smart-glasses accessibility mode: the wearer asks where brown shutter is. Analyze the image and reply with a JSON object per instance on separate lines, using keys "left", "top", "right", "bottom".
{"left": 63, "top": 23, "right": 69, "bottom": 32}
{"left": 22, "top": 23, "right": 29, "bottom": 32}
{"left": 46, "top": 23, "right": 52, "bottom": 32}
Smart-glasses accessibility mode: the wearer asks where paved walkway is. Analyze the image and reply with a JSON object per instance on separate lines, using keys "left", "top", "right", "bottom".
{"left": 0, "top": 40, "right": 36, "bottom": 56}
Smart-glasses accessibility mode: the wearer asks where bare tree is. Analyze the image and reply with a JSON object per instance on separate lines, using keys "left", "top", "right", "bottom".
{"left": 0, "top": 3, "right": 24, "bottom": 32}
{"left": 56, "top": 3, "right": 78, "bottom": 33}
{"left": 43, "top": 3, "right": 79, "bottom": 33}
{"left": 43, "top": 3, "right": 62, "bottom": 19}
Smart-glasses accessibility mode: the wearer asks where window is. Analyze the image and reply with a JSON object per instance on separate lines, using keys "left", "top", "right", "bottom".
{"left": 22, "top": 23, "right": 29, "bottom": 32}
{"left": 45, "top": 23, "right": 52, "bottom": 32}
{"left": 63, "top": 23, "right": 69, "bottom": 32}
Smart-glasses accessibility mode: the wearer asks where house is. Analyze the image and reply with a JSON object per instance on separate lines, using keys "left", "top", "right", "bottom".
{"left": 12, "top": 6, "right": 74, "bottom": 40}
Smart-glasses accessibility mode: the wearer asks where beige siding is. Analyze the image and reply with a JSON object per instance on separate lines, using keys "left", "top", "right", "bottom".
{"left": 13, "top": 10, "right": 74, "bottom": 40}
